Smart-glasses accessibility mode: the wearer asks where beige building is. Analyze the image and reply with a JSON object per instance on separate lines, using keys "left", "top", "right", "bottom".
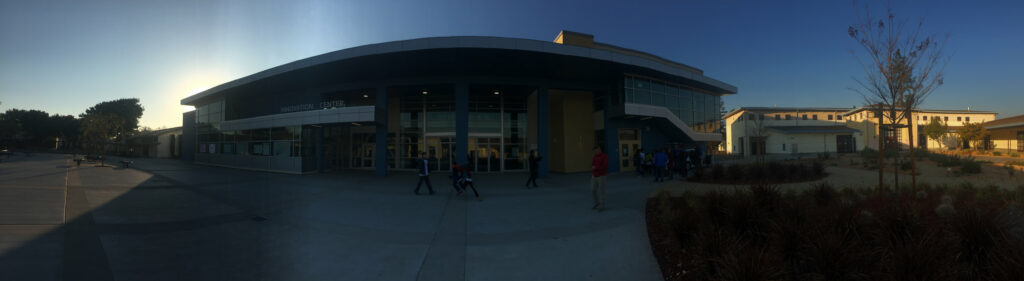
{"left": 983, "top": 114, "right": 1024, "bottom": 153}
{"left": 843, "top": 107, "right": 997, "bottom": 150}
{"left": 725, "top": 107, "right": 859, "bottom": 156}
{"left": 125, "top": 127, "right": 184, "bottom": 158}
{"left": 725, "top": 106, "right": 999, "bottom": 156}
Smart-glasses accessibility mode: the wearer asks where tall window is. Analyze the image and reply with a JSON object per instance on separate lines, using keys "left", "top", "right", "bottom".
{"left": 624, "top": 75, "right": 717, "bottom": 132}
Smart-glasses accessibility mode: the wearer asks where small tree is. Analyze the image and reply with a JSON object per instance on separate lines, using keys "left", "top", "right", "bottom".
{"left": 956, "top": 122, "right": 988, "bottom": 152}
{"left": 745, "top": 111, "right": 768, "bottom": 163}
{"left": 922, "top": 118, "right": 948, "bottom": 149}
{"left": 849, "top": 3, "right": 947, "bottom": 191}
{"left": 81, "top": 113, "right": 124, "bottom": 166}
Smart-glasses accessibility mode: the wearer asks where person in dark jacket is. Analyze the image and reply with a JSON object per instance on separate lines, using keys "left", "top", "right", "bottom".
{"left": 414, "top": 152, "right": 435, "bottom": 195}
{"left": 451, "top": 162, "right": 465, "bottom": 194}
{"left": 654, "top": 149, "right": 668, "bottom": 182}
{"left": 458, "top": 163, "right": 481, "bottom": 201}
{"left": 526, "top": 150, "right": 542, "bottom": 188}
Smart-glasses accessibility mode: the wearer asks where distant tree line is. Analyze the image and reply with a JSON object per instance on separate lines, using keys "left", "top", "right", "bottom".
{"left": 0, "top": 98, "right": 144, "bottom": 157}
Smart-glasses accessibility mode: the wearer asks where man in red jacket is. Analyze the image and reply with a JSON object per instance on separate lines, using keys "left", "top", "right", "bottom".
{"left": 591, "top": 145, "right": 609, "bottom": 212}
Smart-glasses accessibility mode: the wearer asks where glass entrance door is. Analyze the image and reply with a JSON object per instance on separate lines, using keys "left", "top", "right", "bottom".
{"left": 468, "top": 136, "right": 501, "bottom": 172}
{"left": 426, "top": 136, "right": 455, "bottom": 172}
{"left": 350, "top": 143, "right": 374, "bottom": 169}
{"left": 1017, "top": 131, "right": 1023, "bottom": 152}
{"left": 618, "top": 129, "right": 641, "bottom": 171}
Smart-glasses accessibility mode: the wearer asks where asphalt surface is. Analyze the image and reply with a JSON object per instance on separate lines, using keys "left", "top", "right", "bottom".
{"left": 0, "top": 153, "right": 663, "bottom": 281}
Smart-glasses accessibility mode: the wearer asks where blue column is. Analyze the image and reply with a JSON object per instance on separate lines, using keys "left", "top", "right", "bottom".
{"left": 375, "top": 87, "right": 388, "bottom": 176}
{"left": 315, "top": 126, "right": 324, "bottom": 173}
{"left": 456, "top": 83, "right": 469, "bottom": 165}
{"left": 537, "top": 87, "right": 550, "bottom": 177}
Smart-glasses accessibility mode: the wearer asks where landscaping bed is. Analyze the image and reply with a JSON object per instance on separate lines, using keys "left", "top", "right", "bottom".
{"left": 646, "top": 183, "right": 1024, "bottom": 281}
{"left": 688, "top": 161, "right": 828, "bottom": 185}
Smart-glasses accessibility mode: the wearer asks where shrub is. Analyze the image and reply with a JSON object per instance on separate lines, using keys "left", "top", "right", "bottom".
{"left": 693, "top": 165, "right": 706, "bottom": 181}
{"left": 786, "top": 163, "right": 801, "bottom": 180}
{"left": 646, "top": 184, "right": 1024, "bottom": 281}
{"left": 726, "top": 164, "right": 744, "bottom": 181}
{"left": 1012, "top": 153, "right": 1020, "bottom": 158}
{"left": 993, "top": 151, "right": 1003, "bottom": 156}
{"left": 812, "top": 161, "right": 825, "bottom": 176}
{"left": 961, "top": 160, "right": 982, "bottom": 174}
{"left": 749, "top": 184, "right": 780, "bottom": 212}
{"left": 711, "top": 164, "right": 725, "bottom": 181}
{"left": 746, "top": 164, "right": 767, "bottom": 181}
{"left": 860, "top": 148, "right": 878, "bottom": 163}
{"left": 913, "top": 148, "right": 931, "bottom": 159}
{"left": 768, "top": 162, "right": 786, "bottom": 181}
{"left": 900, "top": 161, "right": 913, "bottom": 171}
{"left": 810, "top": 182, "right": 836, "bottom": 206}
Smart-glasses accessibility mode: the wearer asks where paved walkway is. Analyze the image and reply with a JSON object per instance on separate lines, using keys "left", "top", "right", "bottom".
{"left": 0, "top": 153, "right": 664, "bottom": 281}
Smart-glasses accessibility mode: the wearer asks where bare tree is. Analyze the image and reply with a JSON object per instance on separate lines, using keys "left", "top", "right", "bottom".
{"left": 849, "top": 3, "right": 947, "bottom": 191}
{"left": 746, "top": 111, "right": 768, "bottom": 163}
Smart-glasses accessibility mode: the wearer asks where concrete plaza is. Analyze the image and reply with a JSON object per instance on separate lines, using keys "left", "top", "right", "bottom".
{"left": 0, "top": 153, "right": 663, "bottom": 281}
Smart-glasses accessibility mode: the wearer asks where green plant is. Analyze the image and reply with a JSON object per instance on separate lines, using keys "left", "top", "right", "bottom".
{"left": 900, "top": 161, "right": 912, "bottom": 171}
{"left": 746, "top": 164, "right": 767, "bottom": 181}
{"left": 1011, "top": 153, "right": 1020, "bottom": 158}
{"left": 961, "top": 160, "right": 982, "bottom": 174}
{"left": 726, "top": 164, "right": 744, "bottom": 181}
{"left": 993, "top": 151, "right": 1002, "bottom": 156}
{"left": 693, "top": 166, "right": 706, "bottom": 181}
{"left": 810, "top": 182, "right": 836, "bottom": 206}
{"left": 749, "top": 184, "right": 781, "bottom": 212}
{"left": 812, "top": 161, "right": 825, "bottom": 176}
{"left": 711, "top": 164, "right": 725, "bottom": 181}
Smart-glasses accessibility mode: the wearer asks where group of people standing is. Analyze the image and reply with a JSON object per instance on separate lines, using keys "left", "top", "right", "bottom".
{"left": 633, "top": 147, "right": 704, "bottom": 182}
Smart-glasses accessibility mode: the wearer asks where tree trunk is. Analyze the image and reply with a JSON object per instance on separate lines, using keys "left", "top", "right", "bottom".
{"left": 877, "top": 111, "right": 884, "bottom": 190}
{"left": 908, "top": 113, "right": 916, "bottom": 191}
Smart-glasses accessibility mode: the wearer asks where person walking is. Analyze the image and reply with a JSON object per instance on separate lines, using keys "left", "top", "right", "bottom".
{"left": 654, "top": 149, "right": 668, "bottom": 182}
{"left": 458, "top": 163, "right": 481, "bottom": 201}
{"left": 526, "top": 150, "right": 542, "bottom": 188}
{"left": 591, "top": 146, "right": 609, "bottom": 212}
{"left": 678, "top": 151, "right": 689, "bottom": 180}
{"left": 634, "top": 148, "right": 645, "bottom": 177}
{"left": 414, "top": 152, "right": 435, "bottom": 195}
{"left": 643, "top": 150, "right": 654, "bottom": 177}
{"left": 450, "top": 162, "right": 465, "bottom": 195}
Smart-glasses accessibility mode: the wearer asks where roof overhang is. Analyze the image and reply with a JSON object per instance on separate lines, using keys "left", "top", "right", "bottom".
{"left": 985, "top": 122, "right": 1024, "bottom": 130}
{"left": 181, "top": 36, "right": 737, "bottom": 105}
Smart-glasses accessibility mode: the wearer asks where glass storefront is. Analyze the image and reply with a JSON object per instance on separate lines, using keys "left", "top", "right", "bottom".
{"left": 467, "top": 88, "right": 528, "bottom": 172}
{"left": 623, "top": 75, "right": 722, "bottom": 133}
{"left": 397, "top": 87, "right": 456, "bottom": 171}
{"left": 195, "top": 99, "right": 305, "bottom": 160}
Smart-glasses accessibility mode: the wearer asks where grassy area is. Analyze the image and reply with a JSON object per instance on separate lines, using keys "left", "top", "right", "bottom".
{"left": 646, "top": 183, "right": 1024, "bottom": 281}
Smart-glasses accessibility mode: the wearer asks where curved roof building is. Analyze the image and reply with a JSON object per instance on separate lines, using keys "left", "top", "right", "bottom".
{"left": 181, "top": 30, "right": 737, "bottom": 175}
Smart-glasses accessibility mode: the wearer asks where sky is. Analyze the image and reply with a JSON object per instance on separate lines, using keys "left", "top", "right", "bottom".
{"left": 1, "top": 0, "right": 1022, "bottom": 129}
